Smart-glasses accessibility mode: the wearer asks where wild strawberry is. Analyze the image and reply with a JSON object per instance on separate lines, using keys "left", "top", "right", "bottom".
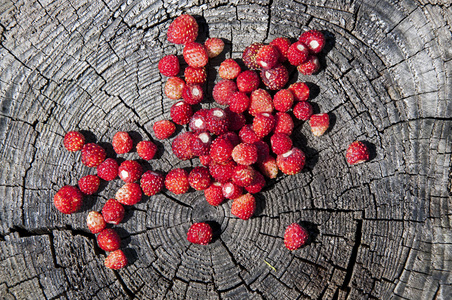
{"left": 184, "top": 66, "right": 207, "bottom": 85}
{"left": 242, "top": 42, "right": 264, "bottom": 70}
{"left": 274, "top": 112, "right": 294, "bottom": 135}
{"left": 188, "top": 167, "right": 211, "bottom": 190}
{"left": 249, "top": 89, "right": 273, "bottom": 116}
{"left": 170, "top": 101, "right": 193, "bottom": 125}
{"left": 97, "top": 158, "right": 119, "bottom": 181}
{"left": 225, "top": 108, "right": 246, "bottom": 131}
{"left": 212, "top": 79, "right": 237, "bottom": 106}
{"left": 97, "top": 228, "right": 121, "bottom": 252}
{"left": 270, "top": 133, "right": 293, "bottom": 155}
{"left": 219, "top": 59, "right": 241, "bottom": 80}
{"left": 284, "top": 223, "right": 309, "bottom": 250}
{"left": 309, "top": 113, "right": 329, "bottom": 136}
{"left": 260, "top": 64, "right": 289, "bottom": 90}
{"left": 273, "top": 89, "right": 294, "bottom": 112}
{"left": 165, "top": 77, "right": 186, "bottom": 100}
{"left": 86, "top": 211, "right": 106, "bottom": 234}
{"left": 101, "top": 199, "right": 125, "bottom": 225}
{"left": 236, "top": 70, "right": 260, "bottom": 94}
{"left": 189, "top": 109, "right": 209, "bottom": 133}
{"left": 63, "top": 131, "right": 85, "bottom": 152}
{"left": 116, "top": 182, "right": 142, "bottom": 206}
{"left": 276, "top": 147, "right": 306, "bottom": 175}
{"left": 192, "top": 131, "right": 212, "bottom": 156}
{"left": 222, "top": 182, "right": 243, "bottom": 199}
{"left": 158, "top": 55, "right": 180, "bottom": 77}
{"left": 183, "top": 42, "right": 208, "bottom": 68}
{"left": 221, "top": 131, "right": 241, "bottom": 147}
{"left": 81, "top": 143, "right": 106, "bottom": 168}
{"left": 293, "top": 101, "right": 313, "bottom": 121}
{"left": 239, "top": 124, "right": 260, "bottom": 144}
{"left": 136, "top": 140, "right": 157, "bottom": 160}
{"left": 231, "top": 193, "right": 256, "bottom": 220}
{"left": 209, "top": 136, "right": 234, "bottom": 164}
{"left": 118, "top": 160, "right": 143, "bottom": 183}
{"left": 258, "top": 155, "right": 278, "bottom": 179}
{"left": 270, "top": 37, "right": 291, "bottom": 62}
{"left": 187, "top": 222, "right": 213, "bottom": 245}
{"left": 228, "top": 92, "right": 250, "bottom": 114}
{"left": 287, "top": 41, "right": 309, "bottom": 66}
{"left": 245, "top": 171, "right": 265, "bottom": 194}
{"left": 209, "top": 161, "right": 236, "bottom": 183}
{"left": 206, "top": 108, "right": 229, "bottom": 136}
{"left": 346, "top": 141, "right": 370, "bottom": 165}
{"left": 199, "top": 154, "right": 212, "bottom": 166}
{"left": 140, "top": 171, "right": 165, "bottom": 196}
{"left": 112, "top": 131, "right": 133, "bottom": 154}
{"left": 297, "top": 55, "right": 320, "bottom": 75}
{"left": 105, "top": 249, "right": 128, "bottom": 270}
{"left": 232, "top": 165, "right": 256, "bottom": 187}
{"left": 256, "top": 45, "right": 280, "bottom": 69}
{"left": 288, "top": 82, "right": 310, "bottom": 102}
{"left": 172, "top": 132, "right": 196, "bottom": 160}
{"left": 165, "top": 168, "right": 190, "bottom": 194}
{"left": 204, "top": 182, "right": 224, "bottom": 206}
{"left": 54, "top": 185, "right": 83, "bottom": 214}
{"left": 205, "top": 37, "right": 224, "bottom": 58}
{"left": 254, "top": 140, "right": 270, "bottom": 163}
{"left": 78, "top": 175, "right": 100, "bottom": 195}
{"left": 232, "top": 143, "right": 258, "bottom": 166}
{"left": 167, "top": 14, "right": 198, "bottom": 45}
{"left": 299, "top": 29, "right": 325, "bottom": 54}
{"left": 253, "top": 113, "right": 275, "bottom": 138}
{"left": 182, "top": 84, "right": 204, "bottom": 105}
{"left": 153, "top": 120, "right": 176, "bottom": 140}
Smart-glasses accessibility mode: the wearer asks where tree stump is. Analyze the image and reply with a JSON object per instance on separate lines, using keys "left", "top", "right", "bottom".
{"left": 0, "top": 0, "right": 451, "bottom": 299}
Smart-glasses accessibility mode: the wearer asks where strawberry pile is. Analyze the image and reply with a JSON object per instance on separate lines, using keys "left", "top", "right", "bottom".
{"left": 54, "top": 14, "right": 371, "bottom": 269}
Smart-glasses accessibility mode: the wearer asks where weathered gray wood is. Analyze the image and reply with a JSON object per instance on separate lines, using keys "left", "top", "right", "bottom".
{"left": 1, "top": 0, "right": 451, "bottom": 299}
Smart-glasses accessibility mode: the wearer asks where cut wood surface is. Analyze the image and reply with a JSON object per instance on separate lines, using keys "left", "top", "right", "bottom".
{"left": 0, "top": 0, "right": 451, "bottom": 299}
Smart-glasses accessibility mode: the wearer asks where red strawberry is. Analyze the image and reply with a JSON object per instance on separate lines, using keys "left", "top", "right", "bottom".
{"left": 101, "top": 199, "right": 125, "bottom": 225}
{"left": 239, "top": 124, "right": 260, "bottom": 144}
{"left": 249, "top": 89, "right": 273, "bottom": 116}
{"left": 309, "top": 113, "right": 329, "bottom": 136}
{"left": 164, "top": 77, "right": 186, "bottom": 100}
{"left": 254, "top": 140, "right": 270, "bottom": 163}
{"left": 253, "top": 113, "right": 275, "bottom": 138}
{"left": 287, "top": 41, "right": 309, "bottom": 66}
{"left": 188, "top": 167, "right": 212, "bottom": 191}
{"left": 209, "top": 161, "right": 236, "bottom": 183}
{"left": 225, "top": 108, "right": 246, "bottom": 132}
{"left": 136, "top": 140, "right": 157, "bottom": 160}
{"left": 293, "top": 101, "right": 313, "bottom": 121}
{"left": 170, "top": 101, "right": 193, "bottom": 125}
{"left": 81, "top": 143, "right": 106, "bottom": 168}
{"left": 222, "top": 182, "right": 243, "bottom": 199}
{"left": 288, "top": 82, "right": 310, "bottom": 102}
{"left": 54, "top": 185, "right": 83, "bottom": 214}
{"left": 112, "top": 131, "right": 133, "bottom": 154}
{"left": 116, "top": 182, "right": 142, "bottom": 206}
{"left": 97, "top": 158, "right": 119, "bottom": 181}
{"left": 183, "top": 42, "right": 208, "bottom": 68}
{"left": 228, "top": 92, "right": 250, "bottom": 114}
{"left": 276, "top": 147, "right": 306, "bottom": 175}
{"left": 284, "top": 223, "right": 309, "bottom": 250}
{"left": 270, "top": 133, "right": 293, "bottom": 155}
{"left": 86, "top": 211, "right": 106, "bottom": 234}
{"left": 212, "top": 79, "right": 237, "bottom": 106}
{"left": 189, "top": 109, "right": 209, "bottom": 132}
{"left": 231, "top": 193, "right": 256, "bottom": 220}
{"left": 258, "top": 155, "right": 278, "bottom": 179}
{"left": 221, "top": 131, "right": 241, "bottom": 147}
{"left": 158, "top": 55, "right": 180, "bottom": 77}
{"left": 232, "top": 143, "right": 258, "bottom": 166}
{"left": 105, "top": 249, "right": 128, "bottom": 270}
{"left": 165, "top": 168, "right": 190, "bottom": 194}
{"left": 118, "top": 160, "right": 143, "bottom": 183}
{"left": 192, "top": 132, "right": 212, "bottom": 156}
{"left": 273, "top": 89, "right": 294, "bottom": 112}
{"left": 270, "top": 37, "right": 291, "bottom": 62}
{"left": 184, "top": 66, "right": 207, "bottom": 85}
{"left": 232, "top": 165, "right": 256, "bottom": 187}
{"left": 256, "top": 45, "right": 280, "bottom": 69}
{"left": 78, "top": 175, "right": 100, "bottom": 195}
{"left": 204, "top": 182, "right": 224, "bottom": 206}
{"left": 206, "top": 108, "right": 229, "bottom": 136}
{"left": 182, "top": 84, "right": 204, "bottom": 105}
{"left": 245, "top": 171, "right": 265, "bottom": 194}
{"left": 199, "top": 154, "right": 212, "bottom": 166}
{"left": 97, "top": 228, "right": 121, "bottom": 252}
{"left": 260, "top": 64, "right": 289, "bottom": 90}
{"left": 274, "top": 112, "right": 294, "bottom": 135}
{"left": 236, "top": 70, "right": 260, "bottom": 94}
{"left": 209, "top": 136, "right": 234, "bottom": 164}
{"left": 187, "top": 222, "right": 213, "bottom": 245}
{"left": 140, "top": 171, "right": 165, "bottom": 196}
{"left": 299, "top": 29, "right": 325, "bottom": 54}
{"left": 242, "top": 43, "right": 264, "bottom": 70}
{"left": 167, "top": 14, "right": 198, "bottom": 45}
{"left": 346, "top": 141, "right": 370, "bottom": 165}
{"left": 297, "top": 55, "right": 320, "bottom": 75}
{"left": 153, "top": 120, "right": 176, "bottom": 140}
{"left": 63, "top": 131, "right": 85, "bottom": 152}
{"left": 205, "top": 37, "right": 224, "bottom": 58}
{"left": 219, "top": 59, "right": 241, "bottom": 80}
{"left": 172, "top": 132, "right": 196, "bottom": 160}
